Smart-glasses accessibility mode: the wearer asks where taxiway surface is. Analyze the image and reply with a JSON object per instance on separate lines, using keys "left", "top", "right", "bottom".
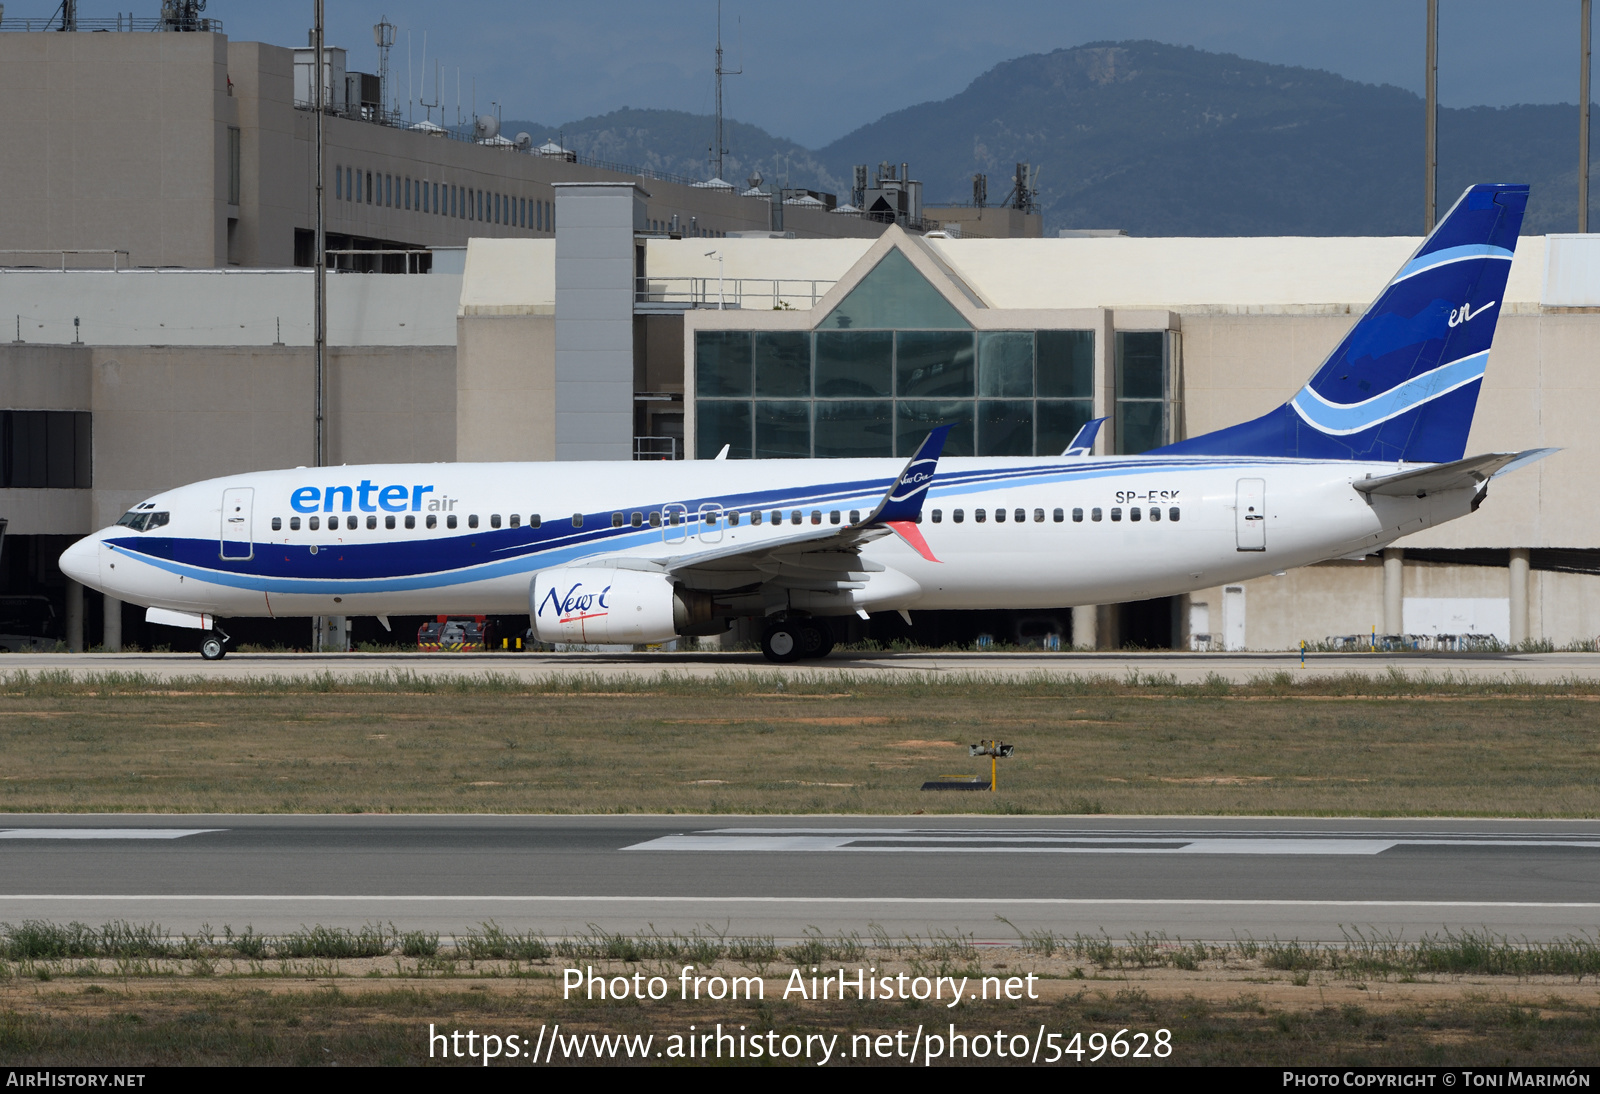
{"left": 7, "top": 649, "right": 1600, "bottom": 684}
{"left": 3, "top": 815, "right": 1597, "bottom": 942}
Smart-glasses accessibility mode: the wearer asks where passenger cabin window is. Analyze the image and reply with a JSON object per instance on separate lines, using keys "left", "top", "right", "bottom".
{"left": 1071, "top": 508, "right": 1083, "bottom": 523}
{"left": 1169, "top": 507, "right": 1180, "bottom": 522}
{"left": 1091, "top": 508, "right": 1102, "bottom": 522}
{"left": 385, "top": 515, "right": 395, "bottom": 529}
{"left": 975, "top": 509, "right": 986, "bottom": 523}
{"left": 1149, "top": 506, "right": 1161, "bottom": 522}
{"left": 271, "top": 517, "right": 282, "bottom": 531}
{"left": 1111, "top": 507, "right": 1123, "bottom": 522}
{"left": 790, "top": 511, "right": 802, "bottom": 525}
{"left": 531, "top": 514, "right": 542, "bottom": 528}
{"left": 468, "top": 514, "right": 479, "bottom": 529}
{"left": 327, "top": 515, "right": 339, "bottom": 530}
{"left": 751, "top": 510, "right": 763, "bottom": 525}
{"left": 630, "top": 512, "right": 642, "bottom": 527}
{"left": 1130, "top": 507, "right": 1142, "bottom": 522}
{"left": 426, "top": 515, "right": 437, "bottom": 529}
{"left": 931, "top": 509, "right": 942, "bottom": 523}
{"left": 994, "top": 508, "right": 1006, "bottom": 523}
{"left": 727, "top": 511, "right": 740, "bottom": 527}
{"left": 367, "top": 515, "right": 377, "bottom": 529}
{"left": 1053, "top": 508, "right": 1064, "bottom": 523}
{"left": 572, "top": 513, "right": 583, "bottom": 527}
{"left": 309, "top": 516, "right": 320, "bottom": 530}
{"left": 490, "top": 514, "right": 502, "bottom": 529}
{"left": 611, "top": 512, "right": 623, "bottom": 528}
{"left": 290, "top": 516, "right": 301, "bottom": 531}
{"left": 953, "top": 509, "right": 964, "bottom": 523}
{"left": 811, "top": 510, "right": 821, "bottom": 525}
{"left": 509, "top": 514, "right": 520, "bottom": 528}
{"left": 1034, "top": 509, "right": 1045, "bottom": 523}
{"left": 448, "top": 515, "right": 458, "bottom": 529}
{"left": 405, "top": 515, "right": 415, "bottom": 529}
{"left": 850, "top": 510, "right": 860, "bottom": 524}
{"left": 648, "top": 512, "right": 660, "bottom": 528}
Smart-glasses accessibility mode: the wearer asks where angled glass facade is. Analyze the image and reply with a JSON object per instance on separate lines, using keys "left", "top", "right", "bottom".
{"left": 691, "top": 246, "right": 1123, "bottom": 459}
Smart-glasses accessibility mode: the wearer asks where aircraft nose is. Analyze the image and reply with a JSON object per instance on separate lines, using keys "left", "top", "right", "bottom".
{"left": 59, "top": 534, "right": 102, "bottom": 589}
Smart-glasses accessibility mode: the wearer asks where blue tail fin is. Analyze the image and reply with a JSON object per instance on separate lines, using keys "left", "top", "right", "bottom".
{"left": 1156, "top": 184, "right": 1529, "bottom": 463}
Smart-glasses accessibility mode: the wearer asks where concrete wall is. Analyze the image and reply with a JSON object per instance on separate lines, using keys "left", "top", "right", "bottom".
{"left": 1193, "top": 560, "right": 1600, "bottom": 650}
{"left": 0, "top": 31, "right": 230, "bottom": 268}
{"left": 456, "top": 314, "right": 556, "bottom": 461}
{"left": 0, "top": 269, "right": 461, "bottom": 346}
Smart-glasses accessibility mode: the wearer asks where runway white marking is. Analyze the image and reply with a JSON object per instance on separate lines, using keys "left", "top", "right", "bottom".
{"left": 0, "top": 829, "right": 223, "bottom": 840}
{"left": 2, "top": 896, "right": 1598, "bottom": 908}
{"left": 622, "top": 832, "right": 1600, "bottom": 855}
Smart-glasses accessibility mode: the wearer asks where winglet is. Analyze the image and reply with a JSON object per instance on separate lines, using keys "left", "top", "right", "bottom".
{"left": 864, "top": 424, "right": 951, "bottom": 525}
{"left": 1062, "top": 417, "right": 1106, "bottom": 457}
{"left": 885, "top": 520, "right": 940, "bottom": 563}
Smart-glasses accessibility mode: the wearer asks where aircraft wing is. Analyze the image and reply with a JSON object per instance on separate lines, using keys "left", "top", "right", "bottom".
{"left": 1352, "top": 448, "right": 1557, "bottom": 498}
{"left": 568, "top": 425, "right": 952, "bottom": 596}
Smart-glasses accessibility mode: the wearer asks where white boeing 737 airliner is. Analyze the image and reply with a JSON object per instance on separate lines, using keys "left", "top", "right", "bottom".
{"left": 60, "top": 185, "right": 1551, "bottom": 661}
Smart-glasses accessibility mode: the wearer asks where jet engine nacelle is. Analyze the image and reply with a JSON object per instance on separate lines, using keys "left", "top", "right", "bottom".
{"left": 530, "top": 567, "right": 710, "bottom": 645}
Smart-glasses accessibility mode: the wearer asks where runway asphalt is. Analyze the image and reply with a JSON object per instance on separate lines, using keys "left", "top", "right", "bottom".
{"left": 3, "top": 815, "right": 1598, "bottom": 943}
{"left": 7, "top": 648, "right": 1600, "bottom": 683}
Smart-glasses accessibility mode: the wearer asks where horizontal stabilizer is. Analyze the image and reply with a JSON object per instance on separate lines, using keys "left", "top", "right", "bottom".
{"left": 1353, "top": 448, "right": 1554, "bottom": 497}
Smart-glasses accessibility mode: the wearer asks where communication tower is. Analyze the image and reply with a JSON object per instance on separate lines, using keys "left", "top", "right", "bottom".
{"left": 709, "top": 1, "right": 741, "bottom": 181}
{"left": 374, "top": 17, "right": 396, "bottom": 123}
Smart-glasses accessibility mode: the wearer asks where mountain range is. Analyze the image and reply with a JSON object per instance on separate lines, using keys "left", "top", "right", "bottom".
{"left": 503, "top": 40, "right": 1595, "bottom": 236}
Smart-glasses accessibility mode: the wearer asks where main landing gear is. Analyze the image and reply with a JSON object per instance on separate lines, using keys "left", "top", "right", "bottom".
{"left": 760, "top": 616, "right": 835, "bottom": 663}
{"left": 199, "top": 625, "right": 231, "bottom": 661}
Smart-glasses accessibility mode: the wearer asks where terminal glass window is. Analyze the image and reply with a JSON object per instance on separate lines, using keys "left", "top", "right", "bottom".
{"left": 1, "top": 410, "right": 91, "bottom": 488}
{"left": 696, "top": 329, "right": 1094, "bottom": 460}
{"left": 1115, "top": 331, "right": 1181, "bottom": 454}
{"left": 227, "top": 127, "right": 241, "bottom": 205}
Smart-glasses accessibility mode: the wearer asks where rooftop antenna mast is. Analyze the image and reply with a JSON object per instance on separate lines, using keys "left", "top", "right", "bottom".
{"left": 374, "top": 16, "right": 396, "bottom": 124}
{"left": 710, "top": 1, "right": 741, "bottom": 180}
{"left": 422, "top": 54, "right": 441, "bottom": 124}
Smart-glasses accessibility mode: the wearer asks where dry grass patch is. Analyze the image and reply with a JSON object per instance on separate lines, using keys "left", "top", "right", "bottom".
{"left": 0, "top": 669, "right": 1594, "bottom": 814}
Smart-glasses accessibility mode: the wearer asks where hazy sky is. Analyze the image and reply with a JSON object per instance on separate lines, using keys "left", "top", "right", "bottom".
{"left": 15, "top": 1, "right": 1594, "bottom": 146}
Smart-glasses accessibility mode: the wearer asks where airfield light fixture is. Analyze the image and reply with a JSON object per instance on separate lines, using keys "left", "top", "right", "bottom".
{"left": 968, "top": 740, "right": 1015, "bottom": 792}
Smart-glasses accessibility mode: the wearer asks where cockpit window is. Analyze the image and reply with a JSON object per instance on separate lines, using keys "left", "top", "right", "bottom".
{"left": 115, "top": 509, "right": 169, "bottom": 532}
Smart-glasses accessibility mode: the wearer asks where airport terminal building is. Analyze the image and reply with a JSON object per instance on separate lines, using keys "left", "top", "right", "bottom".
{"left": 0, "top": 23, "right": 1595, "bottom": 654}
{"left": 4, "top": 179, "right": 1598, "bottom": 652}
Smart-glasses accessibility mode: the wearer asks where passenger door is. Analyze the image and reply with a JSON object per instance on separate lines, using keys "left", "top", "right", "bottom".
{"left": 220, "top": 487, "right": 254, "bottom": 560}
{"left": 1235, "top": 478, "right": 1266, "bottom": 551}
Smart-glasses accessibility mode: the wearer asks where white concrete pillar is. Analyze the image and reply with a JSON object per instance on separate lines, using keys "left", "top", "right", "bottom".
{"left": 1509, "top": 547, "right": 1530, "bottom": 647}
{"left": 1071, "top": 605, "right": 1098, "bottom": 650}
{"left": 102, "top": 596, "right": 121, "bottom": 653}
{"left": 65, "top": 581, "right": 83, "bottom": 653}
{"left": 1383, "top": 548, "right": 1404, "bottom": 635}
